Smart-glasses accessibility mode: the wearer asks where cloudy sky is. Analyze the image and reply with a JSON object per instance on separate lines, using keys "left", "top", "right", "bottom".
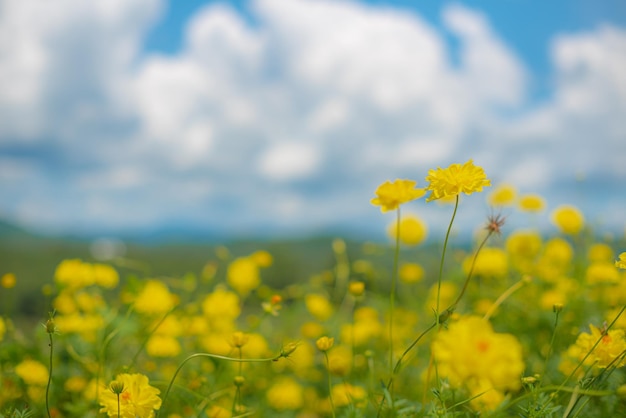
{"left": 0, "top": 0, "right": 625, "bottom": 240}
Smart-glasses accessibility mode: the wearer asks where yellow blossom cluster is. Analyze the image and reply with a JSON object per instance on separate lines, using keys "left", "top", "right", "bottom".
{"left": 432, "top": 316, "right": 524, "bottom": 412}
{"left": 371, "top": 179, "right": 425, "bottom": 212}
{"left": 14, "top": 359, "right": 49, "bottom": 403}
{"left": 560, "top": 324, "right": 626, "bottom": 376}
{"left": 54, "top": 259, "right": 119, "bottom": 289}
{"left": 99, "top": 373, "right": 161, "bottom": 418}
{"left": 48, "top": 260, "right": 119, "bottom": 340}
{"left": 227, "top": 252, "right": 272, "bottom": 297}
{"left": 387, "top": 214, "right": 428, "bottom": 246}
{"left": 424, "top": 159, "right": 491, "bottom": 202}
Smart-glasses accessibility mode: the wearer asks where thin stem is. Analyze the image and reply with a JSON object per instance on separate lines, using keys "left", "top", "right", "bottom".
{"left": 435, "top": 196, "right": 459, "bottom": 326}
{"left": 158, "top": 351, "right": 285, "bottom": 417}
{"left": 117, "top": 393, "right": 121, "bottom": 418}
{"left": 325, "top": 352, "right": 337, "bottom": 418}
{"left": 450, "top": 229, "right": 491, "bottom": 311}
{"left": 46, "top": 332, "right": 53, "bottom": 418}
{"left": 543, "top": 306, "right": 562, "bottom": 381}
{"left": 482, "top": 275, "right": 529, "bottom": 322}
{"left": 130, "top": 307, "right": 176, "bottom": 368}
{"left": 377, "top": 321, "right": 438, "bottom": 417}
{"left": 388, "top": 207, "right": 401, "bottom": 396}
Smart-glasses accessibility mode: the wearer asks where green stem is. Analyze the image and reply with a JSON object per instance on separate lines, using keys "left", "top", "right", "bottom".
{"left": 325, "top": 352, "right": 337, "bottom": 418}
{"left": 46, "top": 332, "right": 53, "bottom": 418}
{"left": 435, "top": 196, "right": 459, "bottom": 326}
{"left": 377, "top": 321, "right": 438, "bottom": 417}
{"left": 158, "top": 351, "right": 285, "bottom": 417}
{"left": 130, "top": 307, "right": 176, "bottom": 368}
{"left": 117, "top": 393, "right": 121, "bottom": 418}
{"left": 543, "top": 306, "right": 561, "bottom": 381}
{"left": 482, "top": 274, "right": 527, "bottom": 322}
{"left": 388, "top": 207, "right": 401, "bottom": 396}
{"left": 450, "top": 229, "right": 491, "bottom": 310}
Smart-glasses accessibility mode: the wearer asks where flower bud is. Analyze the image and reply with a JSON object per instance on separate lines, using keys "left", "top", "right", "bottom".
{"left": 316, "top": 336, "right": 334, "bottom": 352}
{"left": 348, "top": 281, "right": 365, "bottom": 297}
{"left": 229, "top": 331, "right": 249, "bottom": 348}
{"left": 109, "top": 380, "right": 125, "bottom": 395}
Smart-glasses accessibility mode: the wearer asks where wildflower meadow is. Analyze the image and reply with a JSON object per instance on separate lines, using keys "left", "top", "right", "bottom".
{"left": 1, "top": 159, "right": 625, "bottom": 417}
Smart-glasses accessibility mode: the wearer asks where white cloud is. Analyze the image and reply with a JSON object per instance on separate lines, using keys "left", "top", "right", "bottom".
{"left": 257, "top": 142, "right": 321, "bottom": 181}
{"left": 443, "top": 3, "right": 527, "bottom": 107}
{"left": 0, "top": 0, "right": 624, "bottom": 237}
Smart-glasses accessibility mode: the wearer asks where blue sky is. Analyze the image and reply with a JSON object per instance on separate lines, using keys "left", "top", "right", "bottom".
{"left": 0, "top": 0, "right": 625, "bottom": 240}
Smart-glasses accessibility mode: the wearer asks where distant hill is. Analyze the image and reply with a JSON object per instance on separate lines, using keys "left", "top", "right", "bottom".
{"left": 0, "top": 218, "right": 35, "bottom": 238}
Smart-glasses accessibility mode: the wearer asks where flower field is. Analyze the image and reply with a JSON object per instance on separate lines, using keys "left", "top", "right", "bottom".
{"left": 1, "top": 160, "right": 625, "bottom": 417}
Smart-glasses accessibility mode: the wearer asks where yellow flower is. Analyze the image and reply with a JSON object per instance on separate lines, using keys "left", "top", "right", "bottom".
{"left": 266, "top": 377, "right": 304, "bottom": 410}
{"left": 432, "top": 316, "right": 524, "bottom": 411}
{"left": 54, "top": 313, "right": 105, "bottom": 341}
{"left": 316, "top": 336, "right": 334, "bottom": 352}
{"left": 53, "top": 290, "right": 77, "bottom": 314}
{"left": 341, "top": 307, "right": 382, "bottom": 346}
{"left": 227, "top": 257, "right": 260, "bottom": 297}
{"left": 462, "top": 247, "right": 508, "bottom": 278}
{"left": 301, "top": 321, "right": 325, "bottom": 339}
{"left": 518, "top": 194, "right": 545, "bottom": 212}
{"left": 560, "top": 325, "right": 626, "bottom": 374}
{"left": 93, "top": 263, "right": 119, "bottom": 288}
{"left": 488, "top": 183, "right": 517, "bottom": 206}
{"left": 348, "top": 281, "right": 365, "bottom": 297}
{"left": 54, "top": 259, "right": 95, "bottom": 289}
{"left": 146, "top": 335, "right": 181, "bottom": 358}
{"left": 551, "top": 205, "right": 584, "bottom": 235}
{"left": 75, "top": 291, "right": 105, "bottom": 313}
{"left": 387, "top": 214, "right": 428, "bottom": 246}
{"left": 305, "top": 294, "right": 334, "bottom": 321}
{"left": 330, "top": 383, "right": 367, "bottom": 408}
{"left": 399, "top": 262, "right": 425, "bottom": 284}
{"left": 202, "top": 287, "right": 241, "bottom": 320}
{"left": 467, "top": 379, "right": 506, "bottom": 412}
{"left": 241, "top": 333, "right": 270, "bottom": 358}
{"left": 15, "top": 359, "right": 49, "bottom": 386}
{"left": 152, "top": 315, "right": 182, "bottom": 336}
{"left": 229, "top": 331, "right": 249, "bottom": 348}
{"left": 588, "top": 243, "right": 613, "bottom": 263}
{"left": 616, "top": 252, "right": 626, "bottom": 270}
{"left": 586, "top": 262, "right": 620, "bottom": 285}
{"left": 251, "top": 250, "right": 273, "bottom": 267}
{"left": 206, "top": 405, "right": 231, "bottom": 418}
{"left": 99, "top": 373, "right": 161, "bottom": 418}
{"left": 64, "top": 376, "right": 88, "bottom": 392}
{"left": 506, "top": 230, "right": 543, "bottom": 258}
{"left": 535, "top": 238, "right": 574, "bottom": 281}
{"left": 370, "top": 179, "right": 425, "bottom": 212}
{"left": 134, "top": 280, "right": 176, "bottom": 315}
{"left": 424, "top": 159, "right": 491, "bottom": 202}
{"left": 0, "top": 317, "right": 5, "bottom": 341}
{"left": 327, "top": 345, "right": 352, "bottom": 376}
{"left": 1, "top": 273, "right": 16, "bottom": 289}
{"left": 426, "top": 281, "right": 457, "bottom": 313}
{"left": 543, "top": 237, "right": 573, "bottom": 265}
{"left": 506, "top": 229, "right": 543, "bottom": 273}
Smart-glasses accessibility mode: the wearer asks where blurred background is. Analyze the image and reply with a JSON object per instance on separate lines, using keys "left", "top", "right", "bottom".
{"left": 0, "top": 0, "right": 625, "bottom": 243}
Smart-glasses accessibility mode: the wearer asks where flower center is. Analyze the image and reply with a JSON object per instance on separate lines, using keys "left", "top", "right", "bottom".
{"left": 477, "top": 340, "right": 490, "bottom": 353}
